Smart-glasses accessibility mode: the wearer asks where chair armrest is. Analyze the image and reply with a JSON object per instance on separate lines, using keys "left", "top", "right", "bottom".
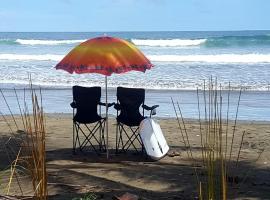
{"left": 142, "top": 104, "right": 159, "bottom": 111}
{"left": 99, "top": 102, "right": 115, "bottom": 108}
{"left": 114, "top": 103, "right": 122, "bottom": 111}
{"left": 70, "top": 102, "right": 77, "bottom": 108}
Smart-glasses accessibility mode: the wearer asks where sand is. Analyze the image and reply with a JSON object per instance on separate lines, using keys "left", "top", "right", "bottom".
{"left": 0, "top": 114, "right": 270, "bottom": 199}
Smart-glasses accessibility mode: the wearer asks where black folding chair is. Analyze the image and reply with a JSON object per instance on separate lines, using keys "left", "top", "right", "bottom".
{"left": 71, "top": 86, "right": 113, "bottom": 154}
{"left": 114, "top": 87, "right": 159, "bottom": 153}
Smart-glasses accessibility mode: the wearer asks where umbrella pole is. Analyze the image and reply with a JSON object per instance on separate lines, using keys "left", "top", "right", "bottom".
{"left": 105, "top": 76, "right": 109, "bottom": 159}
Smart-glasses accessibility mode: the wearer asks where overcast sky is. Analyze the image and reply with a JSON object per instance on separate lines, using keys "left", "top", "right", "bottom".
{"left": 0, "top": 0, "right": 269, "bottom": 31}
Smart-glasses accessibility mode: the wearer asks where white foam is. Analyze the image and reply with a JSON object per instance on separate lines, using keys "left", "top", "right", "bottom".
{"left": 132, "top": 39, "right": 207, "bottom": 47}
{"left": 16, "top": 39, "right": 86, "bottom": 45}
{"left": 0, "top": 54, "right": 64, "bottom": 61}
{"left": 148, "top": 54, "right": 270, "bottom": 63}
{"left": 1, "top": 53, "right": 270, "bottom": 64}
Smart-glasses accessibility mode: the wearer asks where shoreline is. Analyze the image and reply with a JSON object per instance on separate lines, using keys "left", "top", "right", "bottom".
{"left": 45, "top": 113, "right": 270, "bottom": 124}
{"left": 1, "top": 85, "right": 270, "bottom": 92}
{"left": 3, "top": 112, "right": 270, "bottom": 125}
{"left": 0, "top": 88, "right": 269, "bottom": 121}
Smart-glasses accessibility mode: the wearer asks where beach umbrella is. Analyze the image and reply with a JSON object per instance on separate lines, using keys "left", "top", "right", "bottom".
{"left": 55, "top": 36, "right": 153, "bottom": 158}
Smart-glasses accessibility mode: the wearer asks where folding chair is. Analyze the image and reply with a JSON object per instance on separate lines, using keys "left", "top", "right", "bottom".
{"left": 114, "top": 87, "right": 159, "bottom": 153}
{"left": 71, "top": 86, "right": 113, "bottom": 154}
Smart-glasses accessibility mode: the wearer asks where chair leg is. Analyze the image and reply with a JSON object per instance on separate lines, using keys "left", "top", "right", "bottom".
{"left": 115, "top": 123, "right": 119, "bottom": 153}
{"left": 119, "top": 125, "right": 125, "bottom": 152}
{"left": 116, "top": 124, "right": 144, "bottom": 154}
{"left": 82, "top": 124, "right": 100, "bottom": 153}
{"left": 121, "top": 127, "right": 137, "bottom": 152}
{"left": 73, "top": 121, "right": 106, "bottom": 154}
{"left": 99, "top": 121, "right": 102, "bottom": 151}
{"left": 73, "top": 121, "right": 75, "bottom": 154}
{"left": 74, "top": 123, "right": 82, "bottom": 152}
{"left": 97, "top": 120, "right": 106, "bottom": 152}
{"left": 116, "top": 123, "right": 124, "bottom": 153}
{"left": 100, "top": 119, "right": 106, "bottom": 151}
{"left": 121, "top": 125, "right": 141, "bottom": 153}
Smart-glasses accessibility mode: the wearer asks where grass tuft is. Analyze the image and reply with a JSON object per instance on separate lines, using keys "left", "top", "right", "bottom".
{"left": 1, "top": 78, "right": 47, "bottom": 200}
{"left": 172, "top": 78, "right": 251, "bottom": 199}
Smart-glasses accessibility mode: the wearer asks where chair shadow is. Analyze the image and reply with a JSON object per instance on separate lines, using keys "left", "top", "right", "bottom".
{"left": 46, "top": 146, "right": 270, "bottom": 200}
{"left": 46, "top": 146, "right": 151, "bottom": 164}
{"left": 1, "top": 134, "right": 270, "bottom": 199}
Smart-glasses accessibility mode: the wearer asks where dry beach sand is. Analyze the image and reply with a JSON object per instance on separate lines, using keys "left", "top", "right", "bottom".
{"left": 0, "top": 114, "right": 270, "bottom": 199}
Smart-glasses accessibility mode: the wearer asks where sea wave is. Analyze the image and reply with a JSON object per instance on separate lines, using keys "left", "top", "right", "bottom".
{"left": 16, "top": 39, "right": 86, "bottom": 45}
{"left": 0, "top": 39, "right": 18, "bottom": 45}
{"left": 131, "top": 39, "right": 207, "bottom": 47}
{"left": 0, "top": 54, "right": 63, "bottom": 61}
{"left": 1, "top": 53, "right": 270, "bottom": 64}
{"left": 0, "top": 77, "right": 269, "bottom": 92}
{"left": 0, "top": 39, "right": 86, "bottom": 45}
{"left": 148, "top": 54, "right": 270, "bottom": 63}
{"left": 204, "top": 35, "right": 270, "bottom": 47}
{"left": 132, "top": 35, "right": 270, "bottom": 47}
{"left": 0, "top": 34, "right": 270, "bottom": 47}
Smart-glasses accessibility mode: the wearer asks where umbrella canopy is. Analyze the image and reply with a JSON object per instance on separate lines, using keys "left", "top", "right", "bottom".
{"left": 55, "top": 36, "right": 153, "bottom": 158}
{"left": 56, "top": 36, "right": 153, "bottom": 75}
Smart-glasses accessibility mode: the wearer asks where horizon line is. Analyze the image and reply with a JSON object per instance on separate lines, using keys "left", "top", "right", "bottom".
{"left": 0, "top": 29, "right": 270, "bottom": 33}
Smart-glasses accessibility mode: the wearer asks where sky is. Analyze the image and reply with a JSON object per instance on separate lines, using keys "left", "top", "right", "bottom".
{"left": 0, "top": 0, "right": 269, "bottom": 32}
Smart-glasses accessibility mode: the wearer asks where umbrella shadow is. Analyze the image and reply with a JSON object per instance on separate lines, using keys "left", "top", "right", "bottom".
{"left": 45, "top": 145, "right": 270, "bottom": 200}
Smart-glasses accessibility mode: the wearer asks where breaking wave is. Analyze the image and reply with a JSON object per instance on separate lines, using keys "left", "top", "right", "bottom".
{"left": 148, "top": 54, "right": 270, "bottom": 63}
{"left": 1, "top": 35, "right": 270, "bottom": 48}
{"left": 0, "top": 39, "right": 86, "bottom": 46}
{"left": 132, "top": 35, "right": 270, "bottom": 47}
{"left": 16, "top": 39, "right": 86, "bottom": 45}
{"left": 1, "top": 53, "right": 270, "bottom": 64}
{"left": 0, "top": 54, "right": 63, "bottom": 61}
{"left": 131, "top": 39, "right": 206, "bottom": 47}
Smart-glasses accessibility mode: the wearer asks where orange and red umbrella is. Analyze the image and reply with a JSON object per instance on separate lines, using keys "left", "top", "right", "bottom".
{"left": 55, "top": 36, "right": 153, "bottom": 158}
{"left": 56, "top": 36, "right": 153, "bottom": 75}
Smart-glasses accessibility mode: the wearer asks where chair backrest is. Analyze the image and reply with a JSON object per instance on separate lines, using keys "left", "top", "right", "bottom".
{"left": 117, "top": 87, "right": 145, "bottom": 120}
{"left": 72, "top": 86, "right": 101, "bottom": 119}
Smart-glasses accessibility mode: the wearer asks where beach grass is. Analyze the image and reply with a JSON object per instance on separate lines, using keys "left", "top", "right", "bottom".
{"left": 0, "top": 79, "right": 47, "bottom": 200}
{"left": 171, "top": 78, "right": 262, "bottom": 199}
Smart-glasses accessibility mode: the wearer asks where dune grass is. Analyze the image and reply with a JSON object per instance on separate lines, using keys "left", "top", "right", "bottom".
{"left": 0, "top": 80, "right": 47, "bottom": 200}
{"left": 171, "top": 78, "right": 253, "bottom": 199}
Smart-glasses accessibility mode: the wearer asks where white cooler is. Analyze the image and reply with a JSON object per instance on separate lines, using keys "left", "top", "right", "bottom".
{"left": 139, "top": 118, "right": 169, "bottom": 160}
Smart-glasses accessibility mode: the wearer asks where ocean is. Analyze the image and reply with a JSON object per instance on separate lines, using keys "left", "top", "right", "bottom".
{"left": 0, "top": 31, "right": 270, "bottom": 120}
